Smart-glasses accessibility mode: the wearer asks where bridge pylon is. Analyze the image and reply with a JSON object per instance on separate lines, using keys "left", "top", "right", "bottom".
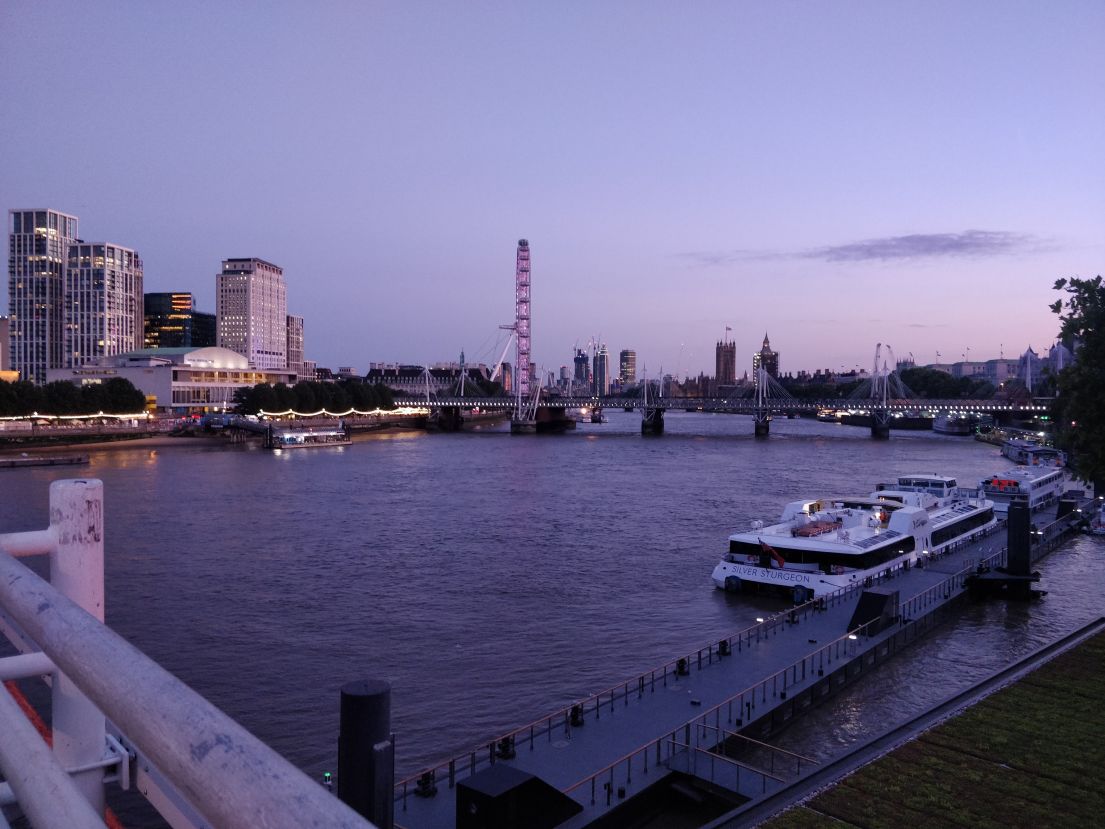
{"left": 641, "top": 379, "right": 664, "bottom": 435}
{"left": 753, "top": 368, "right": 771, "bottom": 437}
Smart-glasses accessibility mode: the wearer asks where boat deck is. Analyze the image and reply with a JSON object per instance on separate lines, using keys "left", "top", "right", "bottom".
{"left": 394, "top": 521, "right": 1023, "bottom": 829}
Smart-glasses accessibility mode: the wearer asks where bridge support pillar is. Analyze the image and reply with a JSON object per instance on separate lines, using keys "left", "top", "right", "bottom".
{"left": 870, "top": 409, "right": 891, "bottom": 440}
{"left": 642, "top": 408, "right": 664, "bottom": 435}
{"left": 753, "top": 409, "right": 770, "bottom": 438}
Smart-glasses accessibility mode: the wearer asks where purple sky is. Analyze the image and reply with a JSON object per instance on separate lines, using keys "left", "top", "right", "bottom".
{"left": 3, "top": 1, "right": 1103, "bottom": 378}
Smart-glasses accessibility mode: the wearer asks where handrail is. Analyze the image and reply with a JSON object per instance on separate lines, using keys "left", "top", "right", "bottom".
{"left": 0, "top": 480, "right": 375, "bottom": 829}
{"left": 0, "top": 682, "right": 104, "bottom": 829}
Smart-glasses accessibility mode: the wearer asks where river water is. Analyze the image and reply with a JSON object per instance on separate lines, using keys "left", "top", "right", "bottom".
{"left": 2, "top": 412, "right": 1102, "bottom": 822}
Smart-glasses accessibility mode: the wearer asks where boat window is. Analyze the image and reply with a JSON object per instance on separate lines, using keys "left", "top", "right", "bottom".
{"left": 728, "top": 538, "right": 914, "bottom": 572}
{"left": 931, "top": 508, "right": 994, "bottom": 547}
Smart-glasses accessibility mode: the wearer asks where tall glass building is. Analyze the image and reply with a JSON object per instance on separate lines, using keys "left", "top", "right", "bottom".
{"left": 593, "top": 344, "right": 610, "bottom": 395}
{"left": 65, "top": 242, "right": 144, "bottom": 367}
{"left": 144, "top": 293, "right": 216, "bottom": 349}
{"left": 7, "top": 209, "right": 79, "bottom": 383}
{"left": 216, "top": 258, "right": 287, "bottom": 370}
{"left": 619, "top": 349, "right": 637, "bottom": 386}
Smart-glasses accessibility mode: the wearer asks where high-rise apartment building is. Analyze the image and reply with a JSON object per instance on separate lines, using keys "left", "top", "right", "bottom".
{"left": 144, "top": 292, "right": 215, "bottom": 349}
{"left": 64, "top": 242, "right": 144, "bottom": 367}
{"left": 619, "top": 349, "right": 637, "bottom": 386}
{"left": 7, "top": 209, "right": 79, "bottom": 383}
{"left": 0, "top": 316, "right": 9, "bottom": 372}
{"left": 716, "top": 339, "right": 736, "bottom": 385}
{"left": 286, "top": 314, "right": 304, "bottom": 378}
{"left": 216, "top": 258, "right": 287, "bottom": 369}
{"left": 593, "top": 344, "right": 610, "bottom": 395}
{"left": 752, "top": 332, "right": 780, "bottom": 378}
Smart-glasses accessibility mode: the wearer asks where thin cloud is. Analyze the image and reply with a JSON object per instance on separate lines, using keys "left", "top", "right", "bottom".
{"left": 678, "top": 230, "right": 1047, "bottom": 268}
{"left": 805, "top": 230, "right": 1040, "bottom": 262}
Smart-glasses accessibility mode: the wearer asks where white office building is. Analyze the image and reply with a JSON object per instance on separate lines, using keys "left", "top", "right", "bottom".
{"left": 216, "top": 258, "right": 287, "bottom": 370}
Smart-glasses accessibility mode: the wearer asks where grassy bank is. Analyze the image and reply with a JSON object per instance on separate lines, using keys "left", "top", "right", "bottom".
{"left": 763, "top": 630, "right": 1105, "bottom": 828}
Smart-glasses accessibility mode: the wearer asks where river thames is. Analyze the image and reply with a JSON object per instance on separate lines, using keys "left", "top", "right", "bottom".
{"left": 2, "top": 412, "right": 1103, "bottom": 825}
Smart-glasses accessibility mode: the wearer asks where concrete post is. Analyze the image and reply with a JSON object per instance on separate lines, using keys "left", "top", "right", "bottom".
{"left": 48, "top": 479, "right": 107, "bottom": 817}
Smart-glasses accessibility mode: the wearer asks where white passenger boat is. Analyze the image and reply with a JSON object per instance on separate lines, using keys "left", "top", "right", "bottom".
{"left": 711, "top": 474, "right": 997, "bottom": 601}
{"left": 268, "top": 427, "right": 351, "bottom": 449}
{"left": 980, "top": 466, "right": 1066, "bottom": 514}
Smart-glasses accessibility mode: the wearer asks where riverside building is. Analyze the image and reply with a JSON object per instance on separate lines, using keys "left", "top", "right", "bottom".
{"left": 7, "top": 209, "right": 80, "bottom": 383}
{"left": 46, "top": 346, "right": 295, "bottom": 414}
{"left": 216, "top": 258, "right": 287, "bottom": 370}
{"left": 716, "top": 339, "right": 736, "bottom": 386}
{"left": 286, "top": 314, "right": 304, "bottom": 379}
{"left": 64, "top": 242, "right": 144, "bottom": 367}
{"left": 144, "top": 293, "right": 215, "bottom": 349}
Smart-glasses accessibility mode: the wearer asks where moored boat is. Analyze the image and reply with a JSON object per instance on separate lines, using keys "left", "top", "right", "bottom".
{"left": 980, "top": 466, "right": 1066, "bottom": 514}
{"left": 933, "top": 414, "right": 976, "bottom": 435}
{"left": 711, "top": 474, "right": 996, "bottom": 601}
{"left": 267, "top": 427, "right": 351, "bottom": 449}
{"left": 1001, "top": 439, "right": 1065, "bottom": 467}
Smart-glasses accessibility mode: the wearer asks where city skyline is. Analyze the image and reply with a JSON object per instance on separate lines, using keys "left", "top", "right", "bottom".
{"left": 3, "top": 2, "right": 1102, "bottom": 377}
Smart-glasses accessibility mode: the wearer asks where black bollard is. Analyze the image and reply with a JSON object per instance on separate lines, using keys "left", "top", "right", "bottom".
{"left": 338, "top": 679, "right": 395, "bottom": 829}
{"left": 1007, "top": 500, "right": 1031, "bottom": 575}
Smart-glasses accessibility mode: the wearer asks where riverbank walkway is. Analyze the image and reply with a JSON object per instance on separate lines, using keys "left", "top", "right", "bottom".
{"left": 754, "top": 622, "right": 1105, "bottom": 829}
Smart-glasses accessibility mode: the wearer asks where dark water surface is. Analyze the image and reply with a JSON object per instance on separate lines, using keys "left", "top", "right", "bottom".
{"left": 2, "top": 412, "right": 1102, "bottom": 816}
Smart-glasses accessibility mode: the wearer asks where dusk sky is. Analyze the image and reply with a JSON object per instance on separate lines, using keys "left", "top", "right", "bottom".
{"left": 3, "top": 1, "right": 1102, "bottom": 378}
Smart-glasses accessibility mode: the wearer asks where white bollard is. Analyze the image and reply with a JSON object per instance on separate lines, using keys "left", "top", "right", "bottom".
{"left": 48, "top": 479, "right": 107, "bottom": 817}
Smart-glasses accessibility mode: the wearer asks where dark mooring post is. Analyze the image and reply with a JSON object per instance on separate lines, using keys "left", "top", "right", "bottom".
{"left": 338, "top": 679, "right": 395, "bottom": 829}
{"left": 1006, "top": 499, "right": 1031, "bottom": 576}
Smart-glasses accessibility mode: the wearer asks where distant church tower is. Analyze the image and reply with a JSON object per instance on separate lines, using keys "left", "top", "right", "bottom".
{"left": 752, "top": 332, "right": 780, "bottom": 378}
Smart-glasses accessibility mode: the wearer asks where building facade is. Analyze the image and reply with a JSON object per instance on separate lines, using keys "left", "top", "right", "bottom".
{"left": 752, "top": 333, "right": 780, "bottom": 378}
{"left": 716, "top": 340, "right": 736, "bottom": 385}
{"left": 286, "top": 314, "right": 304, "bottom": 379}
{"left": 0, "top": 316, "right": 9, "bottom": 371}
{"left": 593, "top": 344, "right": 610, "bottom": 395}
{"left": 216, "top": 258, "right": 287, "bottom": 370}
{"left": 46, "top": 346, "right": 295, "bottom": 413}
{"left": 619, "top": 349, "right": 637, "bottom": 386}
{"left": 64, "top": 242, "right": 143, "bottom": 367}
{"left": 7, "top": 209, "right": 80, "bottom": 383}
{"left": 144, "top": 293, "right": 216, "bottom": 349}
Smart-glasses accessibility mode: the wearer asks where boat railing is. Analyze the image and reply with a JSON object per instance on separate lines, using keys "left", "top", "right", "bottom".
{"left": 0, "top": 479, "right": 374, "bottom": 829}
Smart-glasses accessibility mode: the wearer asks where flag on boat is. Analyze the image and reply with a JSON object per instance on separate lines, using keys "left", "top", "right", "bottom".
{"left": 759, "top": 537, "right": 785, "bottom": 569}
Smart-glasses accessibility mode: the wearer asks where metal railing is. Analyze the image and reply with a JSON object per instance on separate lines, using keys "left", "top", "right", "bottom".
{"left": 559, "top": 546, "right": 1012, "bottom": 804}
{"left": 0, "top": 479, "right": 374, "bottom": 829}
{"left": 393, "top": 530, "right": 994, "bottom": 804}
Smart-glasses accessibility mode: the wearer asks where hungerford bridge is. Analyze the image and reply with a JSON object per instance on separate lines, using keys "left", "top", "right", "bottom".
{"left": 392, "top": 348, "right": 1048, "bottom": 439}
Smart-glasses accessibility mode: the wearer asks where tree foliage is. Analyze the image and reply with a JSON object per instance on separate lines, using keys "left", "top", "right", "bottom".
{"left": 1050, "top": 276, "right": 1105, "bottom": 483}
{"left": 233, "top": 379, "right": 395, "bottom": 415}
{"left": 899, "top": 367, "right": 994, "bottom": 399}
{"left": 0, "top": 378, "right": 147, "bottom": 416}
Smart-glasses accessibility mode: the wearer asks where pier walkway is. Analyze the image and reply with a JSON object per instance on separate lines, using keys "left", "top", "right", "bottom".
{"left": 394, "top": 515, "right": 1047, "bottom": 829}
